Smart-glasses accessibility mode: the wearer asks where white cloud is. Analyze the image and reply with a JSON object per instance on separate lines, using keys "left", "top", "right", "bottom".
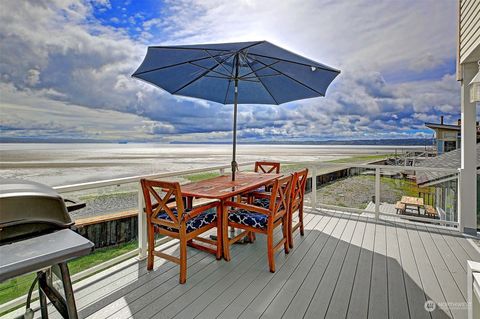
{"left": 159, "top": 0, "right": 456, "bottom": 72}
{"left": 25, "top": 69, "right": 40, "bottom": 86}
{"left": 0, "top": 83, "right": 157, "bottom": 140}
{"left": 0, "top": 0, "right": 463, "bottom": 141}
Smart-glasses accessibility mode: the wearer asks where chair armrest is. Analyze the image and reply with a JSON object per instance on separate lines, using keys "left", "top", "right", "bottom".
{"left": 224, "top": 200, "right": 270, "bottom": 216}
{"left": 250, "top": 191, "right": 271, "bottom": 199}
{"left": 184, "top": 201, "right": 220, "bottom": 220}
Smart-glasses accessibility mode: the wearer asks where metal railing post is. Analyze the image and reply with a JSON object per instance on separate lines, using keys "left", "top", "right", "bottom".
{"left": 458, "top": 168, "right": 463, "bottom": 231}
{"left": 311, "top": 166, "right": 317, "bottom": 207}
{"left": 137, "top": 182, "right": 147, "bottom": 260}
{"left": 375, "top": 167, "right": 381, "bottom": 220}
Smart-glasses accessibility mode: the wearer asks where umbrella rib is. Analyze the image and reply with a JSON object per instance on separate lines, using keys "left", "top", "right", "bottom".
{"left": 253, "top": 59, "right": 325, "bottom": 96}
{"left": 148, "top": 41, "right": 264, "bottom": 53}
{"left": 189, "top": 61, "right": 232, "bottom": 78}
{"left": 244, "top": 58, "right": 279, "bottom": 105}
{"left": 204, "top": 75, "right": 234, "bottom": 80}
{"left": 248, "top": 52, "right": 340, "bottom": 73}
{"left": 204, "top": 49, "right": 233, "bottom": 76}
{"left": 223, "top": 53, "right": 237, "bottom": 104}
{"left": 238, "top": 61, "right": 280, "bottom": 79}
{"left": 236, "top": 41, "right": 265, "bottom": 52}
{"left": 223, "top": 80, "right": 232, "bottom": 104}
{"left": 241, "top": 73, "right": 282, "bottom": 80}
{"left": 171, "top": 53, "right": 236, "bottom": 94}
{"left": 133, "top": 51, "right": 233, "bottom": 76}
{"left": 206, "top": 75, "right": 259, "bottom": 82}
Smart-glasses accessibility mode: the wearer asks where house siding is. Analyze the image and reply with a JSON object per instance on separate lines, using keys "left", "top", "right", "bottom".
{"left": 459, "top": 0, "right": 480, "bottom": 64}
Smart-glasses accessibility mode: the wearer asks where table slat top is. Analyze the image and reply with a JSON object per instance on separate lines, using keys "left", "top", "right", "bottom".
{"left": 181, "top": 172, "right": 282, "bottom": 199}
{"left": 401, "top": 196, "right": 424, "bottom": 206}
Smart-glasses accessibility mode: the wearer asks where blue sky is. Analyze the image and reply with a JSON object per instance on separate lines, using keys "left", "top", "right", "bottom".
{"left": 0, "top": 0, "right": 461, "bottom": 142}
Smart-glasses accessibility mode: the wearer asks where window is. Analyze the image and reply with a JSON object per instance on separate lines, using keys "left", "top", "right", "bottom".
{"left": 444, "top": 141, "right": 457, "bottom": 153}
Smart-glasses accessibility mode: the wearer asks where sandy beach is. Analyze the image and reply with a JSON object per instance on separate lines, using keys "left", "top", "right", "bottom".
{"left": 0, "top": 143, "right": 424, "bottom": 187}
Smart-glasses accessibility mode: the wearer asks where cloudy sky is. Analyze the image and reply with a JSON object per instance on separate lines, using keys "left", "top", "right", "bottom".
{"left": 0, "top": 0, "right": 461, "bottom": 142}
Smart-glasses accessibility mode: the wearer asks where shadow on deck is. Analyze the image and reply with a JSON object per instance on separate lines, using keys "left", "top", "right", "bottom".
{"left": 3, "top": 209, "right": 479, "bottom": 319}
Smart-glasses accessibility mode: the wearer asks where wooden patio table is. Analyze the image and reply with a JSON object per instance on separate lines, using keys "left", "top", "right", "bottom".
{"left": 181, "top": 171, "right": 282, "bottom": 259}
{"left": 401, "top": 196, "right": 424, "bottom": 215}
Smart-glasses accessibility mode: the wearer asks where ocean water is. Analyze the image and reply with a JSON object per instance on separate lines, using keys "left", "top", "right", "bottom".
{"left": 0, "top": 143, "right": 423, "bottom": 187}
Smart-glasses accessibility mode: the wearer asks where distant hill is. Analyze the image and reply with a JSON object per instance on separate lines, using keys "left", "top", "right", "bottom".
{"left": 0, "top": 137, "right": 434, "bottom": 146}
{"left": 0, "top": 137, "right": 114, "bottom": 143}
{"left": 171, "top": 138, "right": 435, "bottom": 146}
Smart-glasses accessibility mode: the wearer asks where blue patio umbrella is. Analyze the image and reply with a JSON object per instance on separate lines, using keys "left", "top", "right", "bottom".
{"left": 132, "top": 41, "right": 340, "bottom": 180}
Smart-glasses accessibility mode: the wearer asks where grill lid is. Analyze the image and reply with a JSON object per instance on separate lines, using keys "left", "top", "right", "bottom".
{"left": 0, "top": 179, "right": 74, "bottom": 244}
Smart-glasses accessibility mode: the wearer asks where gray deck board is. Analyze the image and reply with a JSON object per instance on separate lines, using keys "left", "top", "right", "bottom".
{"left": 439, "top": 228, "right": 477, "bottom": 272}
{"left": 324, "top": 217, "right": 367, "bottom": 319}
{"left": 427, "top": 226, "right": 468, "bottom": 300}
{"left": 454, "top": 234, "right": 480, "bottom": 262}
{"left": 404, "top": 221, "right": 452, "bottom": 319}
{"left": 215, "top": 214, "right": 333, "bottom": 319}
{"left": 385, "top": 219, "right": 410, "bottom": 319}
{"left": 302, "top": 214, "right": 359, "bottom": 319}
{"left": 395, "top": 219, "right": 431, "bottom": 319}
{"left": 194, "top": 214, "right": 321, "bottom": 319}
{"left": 346, "top": 216, "right": 376, "bottom": 319}
{"left": 368, "top": 218, "right": 389, "bottom": 319}
{"left": 173, "top": 214, "right": 320, "bottom": 319}
{"left": 279, "top": 213, "right": 351, "bottom": 319}
{"left": 211, "top": 214, "right": 327, "bottom": 319}
{"left": 3, "top": 209, "right": 479, "bottom": 319}
{"left": 416, "top": 224, "right": 466, "bottom": 319}
{"left": 234, "top": 213, "right": 344, "bottom": 319}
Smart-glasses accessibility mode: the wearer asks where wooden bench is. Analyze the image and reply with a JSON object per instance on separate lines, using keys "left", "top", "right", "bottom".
{"left": 424, "top": 205, "right": 437, "bottom": 218}
{"left": 395, "top": 201, "right": 406, "bottom": 214}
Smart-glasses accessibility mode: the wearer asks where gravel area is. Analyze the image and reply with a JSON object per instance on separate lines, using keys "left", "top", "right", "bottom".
{"left": 316, "top": 174, "right": 414, "bottom": 209}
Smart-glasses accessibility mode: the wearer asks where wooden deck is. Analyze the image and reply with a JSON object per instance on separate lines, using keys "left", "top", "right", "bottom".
{"left": 365, "top": 201, "right": 397, "bottom": 215}
{"left": 3, "top": 209, "right": 480, "bottom": 319}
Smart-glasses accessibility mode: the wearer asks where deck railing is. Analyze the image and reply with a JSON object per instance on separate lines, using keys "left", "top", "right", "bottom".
{"left": 297, "top": 162, "right": 459, "bottom": 227}
{"left": 0, "top": 159, "right": 463, "bottom": 314}
{"left": 52, "top": 159, "right": 461, "bottom": 258}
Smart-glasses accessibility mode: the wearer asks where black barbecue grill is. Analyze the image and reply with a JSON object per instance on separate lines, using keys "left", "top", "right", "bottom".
{"left": 0, "top": 179, "right": 93, "bottom": 319}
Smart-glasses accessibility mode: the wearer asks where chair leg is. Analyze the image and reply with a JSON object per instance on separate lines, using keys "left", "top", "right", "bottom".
{"left": 288, "top": 211, "right": 294, "bottom": 249}
{"left": 248, "top": 231, "right": 255, "bottom": 243}
{"left": 283, "top": 215, "right": 290, "bottom": 254}
{"left": 216, "top": 206, "right": 222, "bottom": 260}
{"left": 267, "top": 229, "right": 275, "bottom": 273}
{"left": 222, "top": 206, "right": 231, "bottom": 261}
{"left": 147, "top": 223, "right": 155, "bottom": 271}
{"left": 179, "top": 237, "right": 187, "bottom": 284}
{"left": 299, "top": 205, "right": 304, "bottom": 236}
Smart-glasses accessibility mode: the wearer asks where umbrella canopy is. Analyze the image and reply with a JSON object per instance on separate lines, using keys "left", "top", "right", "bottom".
{"left": 132, "top": 40, "right": 340, "bottom": 179}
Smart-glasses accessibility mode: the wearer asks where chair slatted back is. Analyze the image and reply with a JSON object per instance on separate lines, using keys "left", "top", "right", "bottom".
{"left": 269, "top": 175, "right": 292, "bottom": 217}
{"left": 254, "top": 161, "right": 281, "bottom": 174}
{"left": 141, "top": 179, "right": 185, "bottom": 227}
{"left": 291, "top": 169, "right": 308, "bottom": 213}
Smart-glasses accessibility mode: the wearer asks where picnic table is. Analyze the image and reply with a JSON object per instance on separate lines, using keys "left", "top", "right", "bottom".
{"left": 401, "top": 196, "right": 424, "bottom": 215}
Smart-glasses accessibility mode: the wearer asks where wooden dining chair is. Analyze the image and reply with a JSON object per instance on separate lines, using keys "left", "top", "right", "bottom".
{"left": 223, "top": 175, "right": 293, "bottom": 272}
{"left": 254, "top": 161, "right": 281, "bottom": 174}
{"left": 247, "top": 161, "right": 281, "bottom": 198}
{"left": 288, "top": 169, "right": 308, "bottom": 248}
{"left": 140, "top": 179, "right": 221, "bottom": 284}
{"left": 237, "top": 161, "right": 281, "bottom": 242}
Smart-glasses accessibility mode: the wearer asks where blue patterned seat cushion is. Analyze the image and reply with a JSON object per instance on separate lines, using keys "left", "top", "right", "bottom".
{"left": 253, "top": 198, "right": 285, "bottom": 212}
{"left": 155, "top": 207, "right": 217, "bottom": 233}
{"left": 253, "top": 198, "right": 270, "bottom": 209}
{"left": 228, "top": 209, "right": 268, "bottom": 229}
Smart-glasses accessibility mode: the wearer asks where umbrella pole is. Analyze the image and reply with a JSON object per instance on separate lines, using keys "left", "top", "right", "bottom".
{"left": 231, "top": 54, "right": 240, "bottom": 181}
{"left": 231, "top": 78, "right": 238, "bottom": 181}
